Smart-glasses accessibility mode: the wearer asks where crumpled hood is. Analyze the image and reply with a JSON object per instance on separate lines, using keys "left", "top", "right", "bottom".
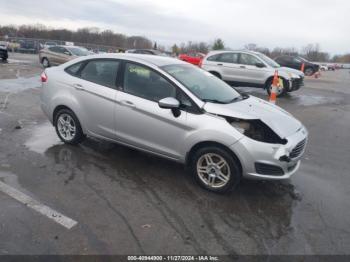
{"left": 279, "top": 67, "right": 304, "bottom": 77}
{"left": 204, "top": 96, "right": 302, "bottom": 138}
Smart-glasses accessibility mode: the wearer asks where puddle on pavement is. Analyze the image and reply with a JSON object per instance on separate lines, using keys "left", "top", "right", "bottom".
{"left": 0, "top": 75, "right": 40, "bottom": 93}
{"left": 291, "top": 94, "right": 340, "bottom": 106}
{"left": 6, "top": 59, "right": 32, "bottom": 64}
{"left": 24, "top": 122, "right": 62, "bottom": 154}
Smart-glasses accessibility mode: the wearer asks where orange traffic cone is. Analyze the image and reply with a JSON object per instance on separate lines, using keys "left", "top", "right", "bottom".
{"left": 269, "top": 70, "right": 279, "bottom": 104}
{"left": 301, "top": 63, "right": 305, "bottom": 73}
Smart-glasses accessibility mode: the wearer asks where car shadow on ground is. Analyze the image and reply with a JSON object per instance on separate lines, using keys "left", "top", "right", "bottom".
{"left": 43, "top": 137, "right": 300, "bottom": 240}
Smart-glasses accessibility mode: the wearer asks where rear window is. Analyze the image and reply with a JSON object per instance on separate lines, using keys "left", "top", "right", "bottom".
{"left": 207, "top": 53, "right": 239, "bottom": 63}
{"left": 48, "top": 46, "right": 60, "bottom": 52}
{"left": 207, "top": 54, "right": 220, "bottom": 61}
{"left": 65, "top": 62, "right": 83, "bottom": 76}
{"left": 80, "top": 60, "right": 120, "bottom": 88}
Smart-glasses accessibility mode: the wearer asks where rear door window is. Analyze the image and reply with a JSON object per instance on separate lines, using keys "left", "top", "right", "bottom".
{"left": 207, "top": 53, "right": 239, "bottom": 63}
{"left": 80, "top": 60, "right": 120, "bottom": 88}
{"left": 239, "top": 53, "right": 261, "bottom": 66}
{"left": 207, "top": 54, "right": 220, "bottom": 61}
{"left": 217, "top": 53, "right": 239, "bottom": 63}
{"left": 48, "top": 46, "right": 60, "bottom": 53}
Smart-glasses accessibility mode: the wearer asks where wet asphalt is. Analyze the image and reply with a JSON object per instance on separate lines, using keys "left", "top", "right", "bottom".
{"left": 0, "top": 53, "right": 350, "bottom": 255}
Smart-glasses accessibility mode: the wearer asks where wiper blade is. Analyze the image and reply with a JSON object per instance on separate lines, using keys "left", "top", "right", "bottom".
{"left": 202, "top": 99, "right": 227, "bottom": 104}
{"left": 226, "top": 96, "right": 242, "bottom": 103}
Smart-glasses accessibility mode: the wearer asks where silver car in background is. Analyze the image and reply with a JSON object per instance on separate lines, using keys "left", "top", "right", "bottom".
{"left": 40, "top": 54, "right": 308, "bottom": 193}
{"left": 201, "top": 50, "right": 305, "bottom": 97}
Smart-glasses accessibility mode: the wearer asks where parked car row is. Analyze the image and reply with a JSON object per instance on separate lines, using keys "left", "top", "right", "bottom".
{"left": 38, "top": 47, "right": 304, "bottom": 97}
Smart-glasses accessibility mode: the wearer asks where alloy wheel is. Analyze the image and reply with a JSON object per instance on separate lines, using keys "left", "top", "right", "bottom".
{"left": 196, "top": 153, "right": 231, "bottom": 189}
{"left": 57, "top": 113, "right": 76, "bottom": 141}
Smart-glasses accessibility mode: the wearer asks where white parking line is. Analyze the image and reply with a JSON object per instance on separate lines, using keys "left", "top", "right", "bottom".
{"left": 0, "top": 181, "right": 77, "bottom": 229}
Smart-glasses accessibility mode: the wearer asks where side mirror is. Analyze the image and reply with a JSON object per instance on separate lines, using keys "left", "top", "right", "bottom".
{"left": 255, "top": 62, "right": 265, "bottom": 68}
{"left": 64, "top": 51, "right": 71, "bottom": 56}
{"left": 158, "top": 97, "right": 180, "bottom": 109}
{"left": 158, "top": 97, "right": 181, "bottom": 117}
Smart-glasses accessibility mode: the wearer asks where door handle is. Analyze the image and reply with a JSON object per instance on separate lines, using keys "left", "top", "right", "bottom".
{"left": 240, "top": 65, "right": 246, "bottom": 69}
{"left": 120, "top": 100, "right": 135, "bottom": 108}
{"left": 73, "top": 83, "right": 84, "bottom": 90}
{"left": 217, "top": 63, "right": 223, "bottom": 66}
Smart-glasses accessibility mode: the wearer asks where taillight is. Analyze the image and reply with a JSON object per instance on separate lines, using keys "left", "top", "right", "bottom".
{"left": 198, "top": 58, "right": 203, "bottom": 68}
{"left": 41, "top": 71, "right": 48, "bottom": 82}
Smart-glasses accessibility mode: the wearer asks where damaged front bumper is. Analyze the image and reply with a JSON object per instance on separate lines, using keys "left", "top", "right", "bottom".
{"left": 230, "top": 125, "right": 308, "bottom": 180}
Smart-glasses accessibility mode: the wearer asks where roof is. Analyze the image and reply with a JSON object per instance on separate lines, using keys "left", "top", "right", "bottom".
{"left": 206, "top": 49, "right": 263, "bottom": 56}
{"left": 77, "top": 53, "right": 186, "bottom": 67}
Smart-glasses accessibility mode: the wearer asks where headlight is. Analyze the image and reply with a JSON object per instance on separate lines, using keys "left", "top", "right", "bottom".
{"left": 226, "top": 118, "right": 287, "bottom": 144}
{"left": 230, "top": 121, "right": 250, "bottom": 134}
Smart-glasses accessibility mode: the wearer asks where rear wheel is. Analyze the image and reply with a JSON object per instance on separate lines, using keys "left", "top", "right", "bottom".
{"left": 304, "top": 67, "right": 315, "bottom": 76}
{"left": 42, "top": 58, "right": 50, "bottom": 68}
{"left": 265, "top": 77, "right": 288, "bottom": 97}
{"left": 1, "top": 54, "right": 8, "bottom": 61}
{"left": 190, "top": 146, "right": 241, "bottom": 193}
{"left": 54, "top": 109, "right": 85, "bottom": 145}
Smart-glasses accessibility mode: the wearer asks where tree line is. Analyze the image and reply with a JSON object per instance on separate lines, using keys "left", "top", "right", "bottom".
{"left": 1, "top": 24, "right": 349, "bottom": 62}
{"left": 0, "top": 24, "right": 152, "bottom": 49}
{"left": 173, "top": 40, "right": 349, "bottom": 63}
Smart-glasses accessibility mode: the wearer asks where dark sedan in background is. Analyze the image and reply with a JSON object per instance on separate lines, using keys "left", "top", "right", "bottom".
{"left": 0, "top": 41, "right": 9, "bottom": 61}
{"left": 274, "top": 55, "right": 320, "bottom": 76}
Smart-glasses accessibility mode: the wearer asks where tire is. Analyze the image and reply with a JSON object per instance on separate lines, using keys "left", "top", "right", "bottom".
{"left": 190, "top": 146, "right": 241, "bottom": 193}
{"left": 265, "top": 77, "right": 288, "bottom": 97}
{"left": 54, "top": 109, "right": 85, "bottom": 145}
{"left": 209, "top": 71, "right": 222, "bottom": 79}
{"left": 304, "top": 67, "right": 314, "bottom": 76}
{"left": 42, "top": 57, "right": 50, "bottom": 68}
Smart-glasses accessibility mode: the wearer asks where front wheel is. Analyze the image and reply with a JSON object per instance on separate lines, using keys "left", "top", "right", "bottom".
{"left": 190, "top": 146, "right": 241, "bottom": 193}
{"left": 304, "top": 67, "right": 315, "bottom": 76}
{"left": 54, "top": 109, "right": 85, "bottom": 145}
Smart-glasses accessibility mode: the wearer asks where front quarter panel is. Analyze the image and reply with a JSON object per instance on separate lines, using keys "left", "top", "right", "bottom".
{"left": 180, "top": 112, "right": 244, "bottom": 162}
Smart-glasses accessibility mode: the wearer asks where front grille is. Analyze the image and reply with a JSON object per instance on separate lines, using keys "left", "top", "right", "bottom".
{"left": 292, "top": 77, "right": 304, "bottom": 90}
{"left": 290, "top": 139, "right": 306, "bottom": 158}
{"left": 255, "top": 163, "right": 284, "bottom": 176}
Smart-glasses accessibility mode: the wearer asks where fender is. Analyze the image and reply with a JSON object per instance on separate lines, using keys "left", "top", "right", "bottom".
{"left": 50, "top": 91, "right": 88, "bottom": 134}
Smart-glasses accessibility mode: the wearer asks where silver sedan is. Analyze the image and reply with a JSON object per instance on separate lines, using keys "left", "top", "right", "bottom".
{"left": 40, "top": 53, "right": 308, "bottom": 193}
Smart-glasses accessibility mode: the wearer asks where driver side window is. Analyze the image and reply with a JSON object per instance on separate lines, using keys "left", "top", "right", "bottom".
{"left": 123, "top": 63, "right": 176, "bottom": 102}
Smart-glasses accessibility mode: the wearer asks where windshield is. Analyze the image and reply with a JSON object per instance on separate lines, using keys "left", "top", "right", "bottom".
{"left": 298, "top": 56, "right": 309, "bottom": 62}
{"left": 256, "top": 53, "right": 280, "bottom": 68}
{"left": 162, "top": 64, "right": 241, "bottom": 104}
{"left": 67, "top": 47, "right": 90, "bottom": 56}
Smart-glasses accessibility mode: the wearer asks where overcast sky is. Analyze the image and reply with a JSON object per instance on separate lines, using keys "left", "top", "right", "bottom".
{"left": 1, "top": 0, "right": 349, "bottom": 54}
